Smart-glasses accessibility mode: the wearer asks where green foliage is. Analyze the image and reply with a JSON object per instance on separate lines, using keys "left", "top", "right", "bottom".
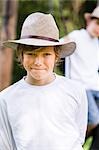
{"left": 83, "top": 137, "right": 93, "bottom": 150}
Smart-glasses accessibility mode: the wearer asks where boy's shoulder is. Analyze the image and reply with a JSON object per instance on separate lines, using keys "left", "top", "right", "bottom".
{"left": 57, "top": 75, "right": 87, "bottom": 104}
{"left": 68, "top": 29, "right": 87, "bottom": 45}
{"left": 57, "top": 74, "right": 85, "bottom": 90}
{"left": 0, "top": 78, "right": 23, "bottom": 98}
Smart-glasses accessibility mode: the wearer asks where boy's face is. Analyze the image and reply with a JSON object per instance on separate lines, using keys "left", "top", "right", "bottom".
{"left": 22, "top": 46, "right": 57, "bottom": 85}
{"left": 87, "top": 19, "right": 99, "bottom": 37}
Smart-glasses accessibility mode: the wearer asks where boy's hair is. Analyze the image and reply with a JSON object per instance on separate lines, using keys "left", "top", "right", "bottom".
{"left": 16, "top": 44, "right": 60, "bottom": 67}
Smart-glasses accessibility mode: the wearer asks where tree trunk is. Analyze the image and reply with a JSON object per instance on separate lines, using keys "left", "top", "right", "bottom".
{"left": 0, "top": 0, "right": 18, "bottom": 91}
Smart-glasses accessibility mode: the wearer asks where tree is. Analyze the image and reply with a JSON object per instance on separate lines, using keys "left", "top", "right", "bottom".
{"left": 0, "top": 0, "right": 18, "bottom": 91}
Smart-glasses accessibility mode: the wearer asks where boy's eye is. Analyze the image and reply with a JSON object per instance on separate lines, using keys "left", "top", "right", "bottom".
{"left": 25, "top": 52, "right": 36, "bottom": 56}
{"left": 44, "top": 53, "right": 51, "bottom": 56}
{"left": 27, "top": 53, "right": 33, "bottom": 55}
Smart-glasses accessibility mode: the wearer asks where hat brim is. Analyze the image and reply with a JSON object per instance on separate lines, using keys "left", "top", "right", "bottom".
{"left": 3, "top": 38, "right": 76, "bottom": 58}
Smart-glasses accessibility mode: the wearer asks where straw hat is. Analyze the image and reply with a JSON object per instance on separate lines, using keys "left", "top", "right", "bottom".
{"left": 3, "top": 12, "right": 76, "bottom": 58}
{"left": 84, "top": 6, "right": 99, "bottom": 20}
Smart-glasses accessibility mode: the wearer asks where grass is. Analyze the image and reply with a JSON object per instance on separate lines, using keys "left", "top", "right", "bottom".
{"left": 83, "top": 137, "right": 93, "bottom": 150}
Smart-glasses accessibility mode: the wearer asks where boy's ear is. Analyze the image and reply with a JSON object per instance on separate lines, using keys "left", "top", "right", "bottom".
{"left": 84, "top": 13, "right": 92, "bottom": 25}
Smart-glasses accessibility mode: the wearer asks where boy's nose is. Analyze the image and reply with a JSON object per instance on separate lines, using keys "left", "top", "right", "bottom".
{"left": 34, "top": 57, "right": 43, "bottom": 65}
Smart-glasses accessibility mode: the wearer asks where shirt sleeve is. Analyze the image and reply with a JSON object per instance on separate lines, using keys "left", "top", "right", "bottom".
{"left": 76, "top": 87, "right": 88, "bottom": 145}
{"left": 0, "top": 98, "right": 16, "bottom": 150}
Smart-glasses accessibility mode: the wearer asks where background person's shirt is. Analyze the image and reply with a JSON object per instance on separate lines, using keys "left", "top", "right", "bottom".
{"left": 65, "top": 29, "right": 99, "bottom": 90}
{"left": 0, "top": 74, "right": 88, "bottom": 150}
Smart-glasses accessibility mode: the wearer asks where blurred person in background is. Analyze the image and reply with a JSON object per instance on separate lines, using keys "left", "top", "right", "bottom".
{"left": 0, "top": 12, "right": 88, "bottom": 150}
{"left": 63, "top": 6, "right": 99, "bottom": 150}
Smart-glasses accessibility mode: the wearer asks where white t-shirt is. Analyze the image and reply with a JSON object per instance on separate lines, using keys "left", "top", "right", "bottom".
{"left": 65, "top": 29, "right": 99, "bottom": 90}
{"left": 0, "top": 74, "right": 87, "bottom": 150}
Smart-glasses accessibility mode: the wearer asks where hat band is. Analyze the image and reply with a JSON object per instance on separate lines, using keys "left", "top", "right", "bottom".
{"left": 21, "top": 35, "right": 59, "bottom": 42}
